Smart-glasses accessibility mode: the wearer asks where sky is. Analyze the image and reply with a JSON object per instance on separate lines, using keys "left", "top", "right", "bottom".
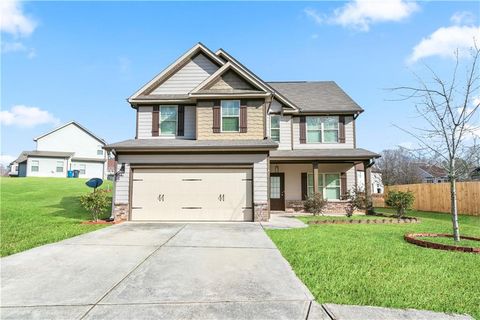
{"left": 1, "top": 0, "right": 479, "bottom": 165}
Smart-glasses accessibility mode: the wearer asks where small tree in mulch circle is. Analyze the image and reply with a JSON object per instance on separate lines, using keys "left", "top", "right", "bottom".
{"left": 79, "top": 190, "right": 110, "bottom": 222}
{"left": 385, "top": 190, "right": 415, "bottom": 218}
{"left": 304, "top": 192, "right": 327, "bottom": 216}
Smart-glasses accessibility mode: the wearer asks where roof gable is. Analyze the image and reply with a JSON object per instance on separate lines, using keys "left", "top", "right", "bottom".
{"left": 129, "top": 43, "right": 225, "bottom": 101}
{"left": 34, "top": 121, "right": 106, "bottom": 145}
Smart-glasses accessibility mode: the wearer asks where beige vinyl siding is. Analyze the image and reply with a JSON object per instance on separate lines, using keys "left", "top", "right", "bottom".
{"left": 196, "top": 100, "right": 265, "bottom": 140}
{"left": 137, "top": 107, "right": 153, "bottom": 138}
{"left": 292, "top": 115, "right": 354, "bottom": 149}
{"left": 208, "top": 70, "right": 255, "bottom": 90}
{"left": 114, "top": 153, "right": 268, "bottom": 205}
{"left": 267, "top": 114, "right": 292, "bottom": 150}
{"left": 150, "top": 54, "right": 219, "bottom": 95}
{"left": 137, "top": 106, "right": 196, "bottom": 139}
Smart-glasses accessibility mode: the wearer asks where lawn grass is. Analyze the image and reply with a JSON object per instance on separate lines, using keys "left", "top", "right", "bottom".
{"left": 266, "top": 208, "right": 480, "bottom": 319}
{"left": 1, "top": 177, "right": 112, "bottom": 257}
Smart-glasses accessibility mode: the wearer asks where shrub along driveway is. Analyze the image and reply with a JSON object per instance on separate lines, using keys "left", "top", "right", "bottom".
{"left": 1, "top": 222, "right": 318, "bottom": 320}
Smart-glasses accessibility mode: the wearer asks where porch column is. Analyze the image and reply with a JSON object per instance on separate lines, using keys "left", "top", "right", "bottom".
{"left": 363, "top": 160, "right": 374, "bottom": 214}
{"left": 313, "top": 161, "right": 319, "bottom": 194}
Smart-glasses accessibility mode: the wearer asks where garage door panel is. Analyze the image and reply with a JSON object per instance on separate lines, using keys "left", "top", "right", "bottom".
{"left": 131, "top": 168, "right": 252, "bottom": 221}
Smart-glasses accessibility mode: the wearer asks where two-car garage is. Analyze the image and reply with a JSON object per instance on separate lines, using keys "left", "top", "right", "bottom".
{"left": 130, "top": 168, "right": 253, "bottom": 221}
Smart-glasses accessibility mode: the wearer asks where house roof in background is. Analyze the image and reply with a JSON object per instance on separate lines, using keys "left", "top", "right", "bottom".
{"left": 105, "top": 138, "right": 278, "bottom": 151}
{"left": 14, "top": 150, "right": 75, "bottom": 163}
{"left": 418, "top": 164, "right": 448, "bottom": 177}
{"left": 267, "top": 81, "right": 364, "bottom": 113}
{"left": 34, "top": 121, "right": 106, "bottom": 145}
{"left": 270, "top": 148, "right": 379, "bottom": 160}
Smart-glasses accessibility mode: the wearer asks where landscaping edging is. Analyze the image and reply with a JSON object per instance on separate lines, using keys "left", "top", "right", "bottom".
{"left": 81, "top": 220, "right": 122, "bottom": 225}
{"left": 404, "top": 233, "right": 480, "bottom": 253}
{"left": 308, "top": 217, "right": 420, "bottom": 225}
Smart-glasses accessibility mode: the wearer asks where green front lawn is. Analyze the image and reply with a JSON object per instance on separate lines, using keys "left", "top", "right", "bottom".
{"left": 1, "top": 177, "right": 112, "bottom": 257}
{"left": 266, "top": 209, "right": 480, "bottom": 319}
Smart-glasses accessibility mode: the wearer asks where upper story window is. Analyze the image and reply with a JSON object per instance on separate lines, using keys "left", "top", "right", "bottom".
{"left": 306, "top": 116, "right": 339, "bottom": 143}
{"left": 56, "top": 161, "right": 64, "bottom": 173}
{"left": 31, "top": 160, "right": 39, "bottom": 172}
{"left": 270, "top": 115, "right": 280, "bottom": 142}
{"left": 159, "top": 106, "right": 177, "bottom": 135}
{"left": 97, "top": 146, "right": 103, "bottom": 156}
{"left": 221, "top": 100, "right": 240, "bottom": 132}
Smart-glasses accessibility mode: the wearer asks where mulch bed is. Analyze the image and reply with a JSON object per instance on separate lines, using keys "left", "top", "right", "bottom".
{"left": 81, "top": 220, "right": 121, "bottom": 225}
{"left": 404, "top": 233, "right": 480, "bottom": 254}
{"left": 308, "top": 216, "right": 420, "bottom": 225}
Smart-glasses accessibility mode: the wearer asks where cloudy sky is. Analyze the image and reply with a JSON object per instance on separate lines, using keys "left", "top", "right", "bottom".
{"left": 1, "top": 0, "right": 479, "bottom": 165}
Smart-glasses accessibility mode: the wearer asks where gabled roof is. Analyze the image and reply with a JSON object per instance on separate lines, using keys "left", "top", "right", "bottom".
{"left": 267, "top": 82, "right": 364, "bottom": 114}
{"left": 215, "top": 49, "right": 299, "bottom": 112}
{"left": 14, "top": 150, "right": 75, "bottom": 163}
{"left": 129, "top": 43, "right": 225, "bottom": 101}
{"left": 34, "top": 121, "right": 106, "bottom": 145}
{"left": 418, "top": 164, "right": 448, "bottom": 178}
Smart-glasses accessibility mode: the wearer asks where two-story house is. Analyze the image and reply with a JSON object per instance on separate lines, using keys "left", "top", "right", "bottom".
{"left": 105, "top": 43, "right": 379, "bottom": 222}
{"left": 10, "top": 121, "right": 107, "bottom": 179}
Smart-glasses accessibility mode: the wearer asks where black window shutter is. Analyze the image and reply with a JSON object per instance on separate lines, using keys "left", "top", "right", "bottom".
{"left": 152, "top": 106, "right": 159, "bottom": 136}
{"left": 339, "top": 116, "right": 346, "bottom": 143}
{"left": 301, "top": 172, "right": 308, "bottom": 200}
{"left": 177, "top": 106, "right": 185, "bottom": 136}
{"left": 212, "top": 100, "right": 221, "bottom": 133}
{"left": 240, "top": 100, "right": 247, "bottom": 133}
{"left": 299, "top": 116, "right": 306, "bottom": 144}
{"left": 341, "top": 172, "right": 347, "bottom": 199}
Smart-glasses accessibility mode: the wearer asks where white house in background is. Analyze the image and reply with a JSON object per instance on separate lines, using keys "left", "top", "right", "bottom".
{"left": 10, "top": 121, "right": 107, "bottom": 179}
{"left": 355, "top": 163, "right": 384, "bottom": 194}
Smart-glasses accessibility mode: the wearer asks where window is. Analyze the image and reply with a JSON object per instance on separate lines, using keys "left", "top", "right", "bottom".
{"left": 56, "top": 161, "right": 64, "bottom": 173}
{"left": 307, "top": 173, "right": 341, "bottom": 200}
{"left": 270, "top": 115, "right": 280, "bottom": 142}
{"left": 221, "top": 100, "right": 240, "bottom": 132}
{"left": 79, "top": 164, "right": 86, "bottom": 175}
{"left": 31, "top": 160, "right": 39, "bottom": 172}
{"left": 306, "top": 116, "right": 339, "bottom": 143}
{"left": 97, "top": 146, "right": 103, "bottom": 156}
{"left": 270, "top": 176, "right": 281, "bottom": 198}
{"left": 159, "top": 106, "right": 177, "bottom": 135}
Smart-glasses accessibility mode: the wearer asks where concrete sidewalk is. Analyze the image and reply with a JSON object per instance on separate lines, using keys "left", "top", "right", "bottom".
{"left": 0, "top": 222, "right": 473, "bottom": 320}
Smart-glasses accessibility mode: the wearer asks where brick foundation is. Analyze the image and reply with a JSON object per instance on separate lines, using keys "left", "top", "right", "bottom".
{"left": 254, "top": 202, "right": 269, "bottom": 222}
{"left": 113, "top": 203, "right": 129, "bottom": 221}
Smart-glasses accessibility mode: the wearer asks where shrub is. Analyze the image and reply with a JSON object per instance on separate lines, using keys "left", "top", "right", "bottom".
{"left": 79, "top": 190, "right": 110, "bottom": 221}
{"left": 304, "top": 192, "right": 327, "bottom": 216}
{"left": 345, "top": 187, "right": 366, "bottom": 217}
{"left": 385, "top": 190, "right": 415, "bottom": 218}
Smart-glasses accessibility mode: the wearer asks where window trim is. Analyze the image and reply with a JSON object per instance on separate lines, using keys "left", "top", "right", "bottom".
{"left": 270, "top": 115, "right": 281, "bottom": 142}
{"left": 306, "top": 116, "right": 340, "bottom": 144}
{"left": 159, "top": 105, "right": 178, "bottom": 136}
{"left": 31, "top": 160, "right": 39, "bottom": 172}
{"left": 97, "top": 146, "right": 104, "bottom": 156}
{"left": 56, "top": 160, "right": 64, "bottom": 173}
{"left": 220, "top": 100, "right": 240, "bottom": 133}
{"left": 307, "top": 172, "right": 341, "bottom": 200}
{"left": 78, "top": 164, "right": 86, "bottom": 175}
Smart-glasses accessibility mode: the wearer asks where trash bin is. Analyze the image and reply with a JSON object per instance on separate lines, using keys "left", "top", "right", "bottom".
{"left": 67, "top": 170, "right": 74, "bottom": 178}
{"left": 73, "top": 170, "right": 80, "bottom": 178}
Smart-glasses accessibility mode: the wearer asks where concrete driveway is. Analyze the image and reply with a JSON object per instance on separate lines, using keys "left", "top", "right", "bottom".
{"left": 1, "top": 222, "right": 324, "bottom": 320}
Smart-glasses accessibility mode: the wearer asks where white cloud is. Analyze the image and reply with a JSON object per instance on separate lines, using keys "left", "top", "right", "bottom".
{"left": 306, "top": 0, "right": 419, "bottom": 32}
{"left": 0, "top": 105, "right": 60, "bottom": 128}
{"left": 0, "top": 155, "right": 16, "bottom": 166}
{"left": 407, "top": 25, "right": 480, "bottom": 64}
{"left": 1, "top": 41, "right": 36, "bottom": 58}
{"left": 0, "top": 0, "right": 37, "bottom": 37}
{"left": 450, "top": 11, "right": 476, "bottom": 26}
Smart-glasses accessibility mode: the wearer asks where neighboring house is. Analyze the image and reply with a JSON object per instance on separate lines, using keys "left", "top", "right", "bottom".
{"left": 470, "top": 167, "right": 480, "bottom": 180}
{"left": 418, "top": 164, "right": 449, "bottom": 183}
{"left": 105, "top": 43, "right": 380, "bottom": 222}
{"left": 355, "top": 163, "right": 384, "bottom": 194}
{"left": 11, "top": 121, "right": 107, "bottom": 179}
{"left": 106, "top": 158, "right": 117, "bottom": 180}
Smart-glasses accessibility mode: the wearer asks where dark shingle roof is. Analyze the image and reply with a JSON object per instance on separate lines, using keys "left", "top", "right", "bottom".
{"left": 270, "top": 148, "right": 379, "bottom": 160}
{"left": 105, "top": 139, "right": 278, "bottom": 151}
{"left": 14, "top": 151, "right": 75, "bottom": 163}
{"left": 267, "top": 81, "right": 363, "bottom": 113}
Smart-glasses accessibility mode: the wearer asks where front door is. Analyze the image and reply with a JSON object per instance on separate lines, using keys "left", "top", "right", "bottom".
{"left": 270, "top": 173, "right": 285, "bottom": 211}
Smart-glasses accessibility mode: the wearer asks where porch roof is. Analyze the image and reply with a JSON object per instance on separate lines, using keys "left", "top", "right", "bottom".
{"left": 270, "top": 148, "right": 380, "bottom": 161}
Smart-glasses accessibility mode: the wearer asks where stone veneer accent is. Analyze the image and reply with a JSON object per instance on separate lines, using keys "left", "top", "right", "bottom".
{"left": 285, "top": 200, "right": 353, "bottom": 214}
{"left": 254, "top": 201, "right": 269, "bottom": 222}
{"left": 113, "top": 203, "right": 129, "bottom": 221}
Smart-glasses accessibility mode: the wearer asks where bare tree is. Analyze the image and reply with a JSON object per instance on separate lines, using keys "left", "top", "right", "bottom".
{"left": 376, "top": 147, "right": 423, "bottom": 185}
{"left": 393, "top": 45, "right": 480, "bottom": 241}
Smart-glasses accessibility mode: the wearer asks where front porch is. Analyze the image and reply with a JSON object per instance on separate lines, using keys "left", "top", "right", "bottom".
{"left": 268, "top": 149, "right": 380, "bottom": 214}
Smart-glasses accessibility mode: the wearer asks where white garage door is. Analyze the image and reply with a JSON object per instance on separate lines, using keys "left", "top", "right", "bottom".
{"left": 131, "top": 168, "right": 253, "bottom": 221}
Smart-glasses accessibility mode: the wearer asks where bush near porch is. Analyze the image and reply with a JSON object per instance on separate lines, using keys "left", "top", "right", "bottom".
{"left": 266, "top": 208, "right": 480, "bottom": 319}
{"left": 0, "top": 177, "right": 112, "bottom": 257}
